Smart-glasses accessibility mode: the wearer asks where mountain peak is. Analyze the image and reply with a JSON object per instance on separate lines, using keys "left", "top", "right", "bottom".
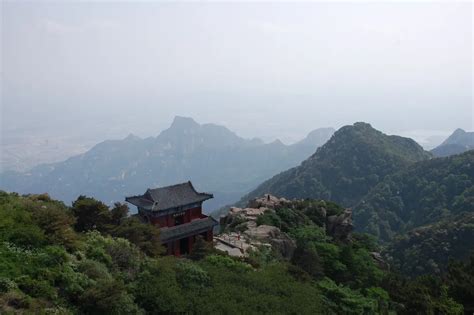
{"left": 316, "top": 122, "right": 428, "bottom": 161}
{"left": 305, "top": 127, "right": 336, "bottom": 140}
{"left": 433, "top": 128, "right": 474, "bottom": 156}
{"left": 241, "top": 123, "right": 431, "bottom": 209}
{"left": 270, "top": 139, "right": 284, "bottom": 146}
{"left": 331, "top": 122, "right": 379, "bottom": 142}
{"left": 306, "top": 127, "right": 335, "bottom": 137}
{"left": 453, "top": 128, "right": 466, "bottom": 135}
{"left": 124, "top": 133, "right": 140, "bottom": 141}
{"left": 353, "top": 122, "right": 373, "bottom": 129}
{"left": 337, "top": 122, "right": 376, "bottom": 135}
{"left": 170, "top": 116, "right": 200, "bottom": 129}
{"left": 441, "top": 128, "right": 473, "bottom": 146}
{"left": 295, "top": 127, "right": 335, "bottom": 148}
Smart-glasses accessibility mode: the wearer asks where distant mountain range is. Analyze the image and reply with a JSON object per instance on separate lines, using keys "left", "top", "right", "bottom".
{"left": 0, "top": 117, "right": 334, "bottom": 212}
{"left": 431, "top": 128, "right": 474, "bottom": 157}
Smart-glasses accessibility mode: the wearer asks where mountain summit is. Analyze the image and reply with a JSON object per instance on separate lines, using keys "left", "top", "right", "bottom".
{"left": 238, "top": 122, "right": 431, "bottom": 207}
{"left": 168, "top": 116, "right": 200, "bottom": 131}
{"left": 293, "top": 127, "right": 336, "bottom": 148}
{"left": 431, "top": 128, "right": 474, "bottom": 157}
{"left": 442, "top": 128, "right": 473, "bottom": 146}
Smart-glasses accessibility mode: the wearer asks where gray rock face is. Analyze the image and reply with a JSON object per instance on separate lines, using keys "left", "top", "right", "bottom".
{"left": 244, "top": 224, "right": 280, "bottom": 240}
{"left": 326, "top": 209, "right": 353, "bottom": 242}
{"left": 370, "top": 252, "right": 389, "bottom": 270}
{"left": 247, "top": 194, "right": 289, "bottom": 209}
{"left": 268, "top": 236, "right": 296, "bottom": 259}
{"left": 243, "top": 225, "right": 296, "bottom": 259}
{"left": 217, "top": 195, "right": 296, "bottom": 259}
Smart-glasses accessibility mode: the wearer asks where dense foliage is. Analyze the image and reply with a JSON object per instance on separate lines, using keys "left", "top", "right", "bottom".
{"left": 355, "top": 151, "right": 474, "bottom": 241}
{"left": 0, "top": 192, "right": 470, "bottom": 314}
{"left": 255, "top": 199, "right": 344, "bottom": 231}
{"left": 239, "top": 122, "right": 431, "bottom": 209}
{"left": 0, "top": 192, "right": 327, "bottom": 314}
{"left": 445, "top": 255, "right": 474, "bottom": 314}
{"left": 384, "top": 213, "right": 474, "bottom": 276}
{"left": 225, "top": 199, "right": 469, "bottom": 314}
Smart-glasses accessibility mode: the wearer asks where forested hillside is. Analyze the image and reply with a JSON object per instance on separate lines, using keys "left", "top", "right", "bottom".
{"left": 384, "top": 212, "right": 474, "bottom": 277}
{"left": 1, "top": 191, "right": 469, "bottom": 314}
{"left": 354, "top": 151, "right": 474, "bottom": 241}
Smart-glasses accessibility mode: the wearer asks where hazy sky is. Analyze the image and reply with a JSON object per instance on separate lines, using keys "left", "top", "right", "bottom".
{"left": 2, "top": 1, "right": 473, "bottom": 147}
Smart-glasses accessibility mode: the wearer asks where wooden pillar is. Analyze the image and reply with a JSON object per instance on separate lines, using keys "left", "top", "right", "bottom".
{"left": 206, "top": 230, "right": 213, "bottom": 242}
{"left": 188, "top": 236, "right": 194, "bottom": 253}
{"left": 174, "top": 240, "right": 180, "bottom": 256}
{"left": 168, "top": 242, "right": 174, "bottom": 255}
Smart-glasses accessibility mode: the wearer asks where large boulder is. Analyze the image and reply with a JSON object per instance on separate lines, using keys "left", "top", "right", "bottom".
{"left": 244, "top": 225, "right": 296, "bottom": 259}
{"left": 326, "top": 209, "right": 353, "bottom": 242}
{"left": 247, "top": 194, "right": 289, "bottom": 209}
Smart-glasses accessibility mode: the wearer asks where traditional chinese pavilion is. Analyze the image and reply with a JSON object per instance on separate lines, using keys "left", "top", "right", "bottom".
{"left": 125, "top": 181, "right": 218, "bottom": 256}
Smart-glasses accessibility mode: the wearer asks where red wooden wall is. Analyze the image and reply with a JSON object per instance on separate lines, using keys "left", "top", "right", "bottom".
{"left": 150, "top": 206, "right": 203, "bottom": 228}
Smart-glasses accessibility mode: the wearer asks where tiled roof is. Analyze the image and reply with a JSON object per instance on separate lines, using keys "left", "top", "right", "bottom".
{"left": 160, "top": 217, "right": 218, "bottom": 242}
{"left": 126, "top": 181, "right": 213, "bottom": 211}
{"left": 124, "top": 196, "right": 154, "bottom": 209}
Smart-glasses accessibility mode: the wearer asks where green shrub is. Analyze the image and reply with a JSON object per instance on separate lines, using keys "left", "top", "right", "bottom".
{"left": 0, "top": 277, "right": 17, "bottom": 292}
{"left": 16, "top": 275, "right": 57, "bottom": 300}
{"left": 204, "top": 255, "right": 252, "bottom": 273}
{"left": 176, "top": 261, "right": 210, "bottom": 289}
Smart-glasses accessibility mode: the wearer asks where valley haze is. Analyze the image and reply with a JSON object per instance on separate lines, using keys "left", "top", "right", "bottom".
{"left": 0, "top": 1, "right": 473, "bottom": 314}
{"left": 2, "top": 1, "right": 472, "bottom": 172}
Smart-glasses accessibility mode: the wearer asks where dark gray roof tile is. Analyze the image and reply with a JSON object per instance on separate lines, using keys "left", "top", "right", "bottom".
{"left": 160, "top": 216, "right": 218, "bottom": 242}
{"left": 126, "top": 181, "right": 213, "bottom": 211}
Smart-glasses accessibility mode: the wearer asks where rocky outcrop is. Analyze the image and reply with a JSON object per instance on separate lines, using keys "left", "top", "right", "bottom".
{"left": 370, "top": 252, "right": 389, "bottom": 270}
{"left": 217, "top": 195, "right": 296, "bottom": 259}
{"left": 244, "top": 225, "right": 296, "bottom": 259}
{"left": 217, "top": 194, "right": 361, "bottom": 260}
{"left": 247, "top": 194, "right": 290, "bottom": 209}
{"left": 326, "top": 209, "right": 353, "bottom": 242}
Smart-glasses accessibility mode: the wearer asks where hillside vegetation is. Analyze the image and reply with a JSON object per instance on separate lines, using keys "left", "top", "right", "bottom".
{"left": 355, "top": 151, "right": 474, "bottom": 241}
{"left": 0, "top": 192, "right": 470, "bottom": 314}
{"left": 228, "top": 124, "right": 474, "bottom": 290}
{"left": 384, "top": 212, "right": 474, "bottom": 277}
